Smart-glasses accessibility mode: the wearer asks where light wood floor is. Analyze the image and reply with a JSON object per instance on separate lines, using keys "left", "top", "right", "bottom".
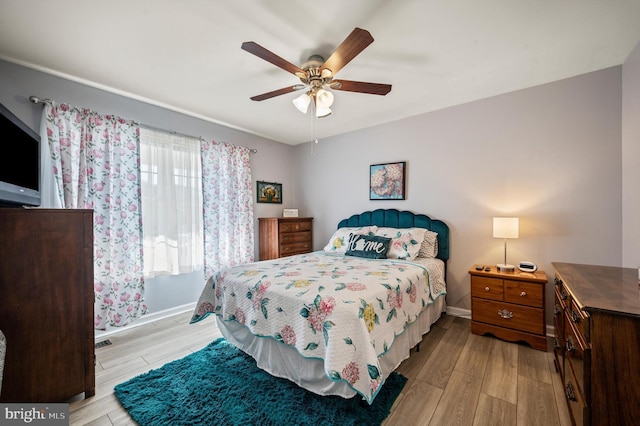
{"left": 69, "top": 312, "right": 572, "bottom": 426}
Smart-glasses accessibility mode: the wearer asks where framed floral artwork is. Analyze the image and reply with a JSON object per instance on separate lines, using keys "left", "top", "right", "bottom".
{"left": 257, "top": 181, "right": 282, "bottom": 204}
{"left": 369, "top": 162, "right": 406, "bottom": 200}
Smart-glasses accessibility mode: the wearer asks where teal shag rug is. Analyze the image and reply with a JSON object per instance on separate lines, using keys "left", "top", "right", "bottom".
{"left": 114, "top": 338, "right": 407, "bottom": 426}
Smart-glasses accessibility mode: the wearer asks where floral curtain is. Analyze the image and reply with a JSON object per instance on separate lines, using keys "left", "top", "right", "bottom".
{"left": 45, "top": 102, "right": 147, "bottom": 329}
{"left": 201, "top": 140, "right": 254, "bottom": 279}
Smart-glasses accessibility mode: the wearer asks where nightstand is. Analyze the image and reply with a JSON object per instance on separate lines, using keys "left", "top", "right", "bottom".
{"left": 469, "top": 264, "right": 548, "bottom": 351}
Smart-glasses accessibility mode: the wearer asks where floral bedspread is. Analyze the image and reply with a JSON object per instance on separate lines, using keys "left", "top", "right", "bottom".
{"left": 190, "top": 251, "right": 446, "bottom": 403}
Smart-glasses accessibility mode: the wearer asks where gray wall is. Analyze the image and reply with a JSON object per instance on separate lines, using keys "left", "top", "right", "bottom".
{"left": 2, "top": 49, "right": 637, "bottom": 328}
{"left": 622, "top": 42, "right": 640, "bottom": 268}
{"left": 0, "top": 59, "right": 296, "bottom": 313}
{"left": 293, "top": 65, "right": 624, "bottom": 326}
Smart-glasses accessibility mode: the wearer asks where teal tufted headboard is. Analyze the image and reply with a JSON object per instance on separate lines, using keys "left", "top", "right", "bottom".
{"left": 337, "top": 209, "right": 450, "bottom": 262}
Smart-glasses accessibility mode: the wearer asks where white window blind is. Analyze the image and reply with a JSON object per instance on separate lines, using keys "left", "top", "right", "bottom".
{"left": 139, "top": 127, "right": 204, "bottom": 278}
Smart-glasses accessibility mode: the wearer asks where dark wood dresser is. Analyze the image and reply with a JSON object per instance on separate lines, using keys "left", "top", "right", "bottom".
{"left": 258, "top": 217, "right": 313, "bottom": 260}
{"left": 552, "top": 262, "right": 640, "bottom": 426}
{"left": 0, "top": 208, "right": 95, "bottom": 402}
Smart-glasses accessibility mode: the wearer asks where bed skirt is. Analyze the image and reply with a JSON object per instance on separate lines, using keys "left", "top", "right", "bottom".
{"left": 216, "top": 295, "right": 446, "bottom": 400}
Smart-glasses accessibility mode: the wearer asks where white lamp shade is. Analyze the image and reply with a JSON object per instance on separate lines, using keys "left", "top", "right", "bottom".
{"left": 315, "top": 105, "right": 332, "bottom": 118}
{"left": 292, "top": 93, "right": 311, "bottom": 113}
{"left": 315, "top": 89, "right": 334, "bottom": 108}
{"left": 493, "top": 217, "right": 519, "bottom": 239}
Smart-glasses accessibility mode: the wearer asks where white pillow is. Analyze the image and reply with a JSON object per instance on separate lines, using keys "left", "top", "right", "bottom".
{"left": 375, "top": 227, "right": 427, "bottom": 261}
{"left": 418, "top": 229, "right": 439, "bottom": 258}
{"left": 323, "top": 226, "right": 378, "bottom": 253}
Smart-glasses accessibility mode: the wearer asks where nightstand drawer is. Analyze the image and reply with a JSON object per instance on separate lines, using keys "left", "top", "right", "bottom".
{"left": 472, "top": 299, "right": 544, "bottom": 335}
{"left": 470, "top": 276, "right": 504, "bottom": 301}
{"left": 504, "top": 280, "right": 543, "bottom": 307}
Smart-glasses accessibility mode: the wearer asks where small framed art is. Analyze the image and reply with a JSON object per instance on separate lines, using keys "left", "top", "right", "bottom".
{"left": 257, "top": 181, "right": 282, "bottom": 204}
{"left": 370, "top": 161, "right": 406, "bottom": 200}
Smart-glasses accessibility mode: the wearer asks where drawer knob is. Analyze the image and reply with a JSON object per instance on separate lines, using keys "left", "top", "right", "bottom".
{"left": 565, "top": 381, "right": 577, "bottom": 402}
{"left": 566, "top": 336, "right": 575, "bottom": 353}
{"left": 520, "top": 291, "right": 527, "bottom": 297}
{"left": 485, "top": 286, "right": 490, "bottom": 292}
{"left": 571, "top": 310, "right": 581, "bottom": 323}
{"left": 498, "top": 309, "right": 513, "bottom": 319}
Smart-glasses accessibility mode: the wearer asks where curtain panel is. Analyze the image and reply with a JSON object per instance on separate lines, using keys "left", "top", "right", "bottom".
{"left": 139, "top": 127, "right": 204, "bottom": 278}
{"left": 201, "top": 140, "right": 254, "bottom": 279}
{"left": 45, "top": 102, "right": 147, "bottom": 329}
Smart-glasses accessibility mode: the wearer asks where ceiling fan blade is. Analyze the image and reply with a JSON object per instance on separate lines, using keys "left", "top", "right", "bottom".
{"left": 320, "top": 28, "right": 374, "bottom": 76}
{"left": 331, "top": 80, "right": 392, "bottom": 95}
{"left": 241, "top": 41, "right": 305, "bottom": 75}
{"left": 250, "top": 85, "right": 305, "bottom": 101}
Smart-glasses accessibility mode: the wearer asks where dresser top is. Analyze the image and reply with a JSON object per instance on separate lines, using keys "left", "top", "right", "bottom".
{"left": 553, "top": 262, "right": 640, "bottom": 317}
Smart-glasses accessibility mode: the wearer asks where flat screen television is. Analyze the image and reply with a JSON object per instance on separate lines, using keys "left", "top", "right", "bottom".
{"left": 0, "top": 102, "right": 41, "bottom": 207}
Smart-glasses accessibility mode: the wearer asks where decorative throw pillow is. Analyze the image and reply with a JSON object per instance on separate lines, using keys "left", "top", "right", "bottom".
{"left": 345, "top": 234, "right": 391, "bottom": 259}
{"left": 375, "top": 227, "right": 427, "bottom": 261}
{"left": 418, "top": 229, "right": 439, "bottom": 258}
{"left": 323, "top": 226, "right": 378, "bottom": 253}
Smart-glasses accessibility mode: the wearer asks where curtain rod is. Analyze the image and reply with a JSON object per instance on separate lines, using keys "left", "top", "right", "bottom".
{"left": 29, "top": 95, "right": 258, "bottom": 154}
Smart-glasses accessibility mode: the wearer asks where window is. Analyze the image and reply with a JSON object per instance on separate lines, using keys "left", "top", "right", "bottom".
{"left": 139, "top": 127, "right": 203, "bottom": 278}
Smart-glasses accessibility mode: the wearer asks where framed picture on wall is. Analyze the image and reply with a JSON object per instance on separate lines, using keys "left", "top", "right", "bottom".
{"left": 369, "top": 161, "right": 406, "bottom": 200}
{"left": 257, "top": 181, "right": 282, "bottom": 204}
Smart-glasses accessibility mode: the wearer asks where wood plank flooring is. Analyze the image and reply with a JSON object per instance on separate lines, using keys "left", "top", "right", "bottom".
{"left": 69, "top": 312, "right": 572, "bottom": 426}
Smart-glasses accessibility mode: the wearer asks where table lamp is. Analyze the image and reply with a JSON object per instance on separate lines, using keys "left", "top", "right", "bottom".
{"left": 493, "top": 217, "right": 519, "bottom": 272}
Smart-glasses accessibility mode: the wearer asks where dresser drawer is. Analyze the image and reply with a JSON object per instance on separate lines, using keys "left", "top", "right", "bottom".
{"left": 553, "top": 288, "right": 565, "bottom": 376}
{"left": 568, "top": 298, "right": 590, "bottom": 343}
{"left": 565, "top": 367, "right": 588, "bottom": 426}
{"left": 554, "top": 277, "right": 570, "bottom": 307}
{"left": 504, "top": 280, "right": 543, "bottom": 307}
{"left": 279, "top": 230, "right": 311, "bottom": 244}
{"left": 472, "top": 299, "right": 544, "bottom": 335}
{"left": 279, "top": 221, "right": 312, "bottom": 233}
{"left": 279, "top": 241, "right": 312, "bottom": 256}
{"left": 565, "top": 317, "right": 591, "bottom": 405}
{"left": 470, "top": 276, "right": 504, "bottom": 301}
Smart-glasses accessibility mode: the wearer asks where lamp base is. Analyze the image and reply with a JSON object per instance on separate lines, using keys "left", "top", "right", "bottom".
{"left": 497, "top": 263, "right": 515, "bottom": 272}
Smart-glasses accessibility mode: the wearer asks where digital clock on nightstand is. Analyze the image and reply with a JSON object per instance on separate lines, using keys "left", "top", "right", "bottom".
{"left": 517, "top": 261, "right": 538, "bottom": 272}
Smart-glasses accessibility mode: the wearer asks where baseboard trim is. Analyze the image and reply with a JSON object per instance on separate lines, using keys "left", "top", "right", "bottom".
{"left": 446, "top": 306, "right": 471, "bottom": 319}
{"left": 95, "top": 302, "right": 196, "bottom": 340}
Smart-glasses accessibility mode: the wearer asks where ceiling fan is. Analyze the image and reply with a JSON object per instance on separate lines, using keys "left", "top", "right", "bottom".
{"left": 242, "top": 28, "right": 392, "bottom": 118}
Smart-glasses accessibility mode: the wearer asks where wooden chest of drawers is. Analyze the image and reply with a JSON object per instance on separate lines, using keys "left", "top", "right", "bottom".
{"left": 258, "top": 217, "right": 313, "bottom": 260}
{"left": 470, "top": 265, "right": 548, "bottom": 351}
{"left": 552, "top": 262, "right": 640, "bottom": 426}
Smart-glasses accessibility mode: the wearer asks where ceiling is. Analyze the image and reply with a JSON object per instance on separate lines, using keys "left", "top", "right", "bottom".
{"left": 1, "top": 1, "right": 640, "bottom": 145}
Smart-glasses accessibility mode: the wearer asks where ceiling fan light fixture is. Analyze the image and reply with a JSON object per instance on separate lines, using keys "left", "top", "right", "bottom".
{"left": 292, "top": 93, "right": 311, "bottom": 113}
{"left": 315, "top": 105, "right": 332, "bottom": 118}
{"left": 315, "top": 89, "right": 334, "bottom": 108}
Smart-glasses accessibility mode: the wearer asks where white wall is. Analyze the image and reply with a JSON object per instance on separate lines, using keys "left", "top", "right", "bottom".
{"left": 622, "top": 42, "right": 640, "bottom": 267}
{"left": 293, "top": 66, "right": 623, "bottom": 326}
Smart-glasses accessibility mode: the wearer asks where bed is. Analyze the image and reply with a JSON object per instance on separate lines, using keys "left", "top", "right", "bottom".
{"left": 190, "top": 209, "right": 449, "bottom": 404}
